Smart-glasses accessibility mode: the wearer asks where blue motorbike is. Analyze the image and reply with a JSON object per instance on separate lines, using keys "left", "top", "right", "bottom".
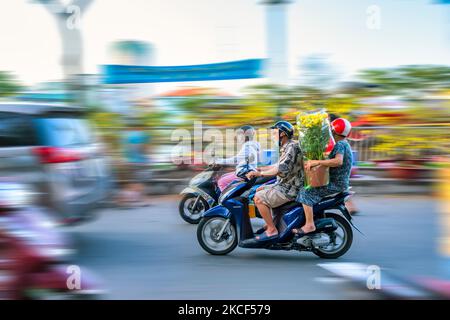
{"left": 197, "top": 177, "right": 360, "bottom": 259}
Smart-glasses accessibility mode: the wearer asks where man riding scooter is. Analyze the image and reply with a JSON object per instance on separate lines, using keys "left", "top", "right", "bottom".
{"left": 246, "top": 121, "right": 303, "bottom": 242}
{"left": 216, "top": 125, "right": 260, "bottom": 191}
{"left": 179, "top": 125, "right": 269, "bottom": 224}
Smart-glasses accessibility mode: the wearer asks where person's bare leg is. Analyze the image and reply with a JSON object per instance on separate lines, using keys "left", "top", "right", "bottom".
{"left": 254, "top": 196, "right": 277, "bottom": 237}
{"left": 302, "top": 204, "right": 316, "bottom": 232}
{"left": 293, "top": 204, "right": 316, "bottom": 234}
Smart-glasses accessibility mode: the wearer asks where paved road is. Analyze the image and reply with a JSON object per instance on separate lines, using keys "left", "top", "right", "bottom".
{"left": 66, "top": 195, "right": 442, "bottom": 299}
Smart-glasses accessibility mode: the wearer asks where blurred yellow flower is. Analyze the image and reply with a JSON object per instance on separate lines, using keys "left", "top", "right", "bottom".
{"left": 296, "top": 111, "right": 330, "bottom": 161}
{"left": 297, "top": 112, "right": 328, "bottom": 129}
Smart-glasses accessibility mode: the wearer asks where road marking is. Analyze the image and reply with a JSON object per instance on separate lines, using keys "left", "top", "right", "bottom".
{"left": 314, "top": 276, "right": 348, "bottom": 284}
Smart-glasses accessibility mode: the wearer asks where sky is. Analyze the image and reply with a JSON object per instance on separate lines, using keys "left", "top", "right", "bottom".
{"left": 0, "top": 0, "right": 449, "bottom": 94}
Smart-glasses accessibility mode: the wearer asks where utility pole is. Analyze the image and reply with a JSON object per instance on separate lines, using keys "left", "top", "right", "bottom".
{"left": 260, "top": 0, "right": 291, "bottom": 85}
{"left": 259, "top": 1, "right": 292, "bottom": 121}
{"left": 33, "top": 0, "right": 94, "bottom": 105}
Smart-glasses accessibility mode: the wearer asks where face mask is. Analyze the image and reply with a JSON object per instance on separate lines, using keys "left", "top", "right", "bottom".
{"left": 271, "top": 130, "right": 279, "bottom": 143}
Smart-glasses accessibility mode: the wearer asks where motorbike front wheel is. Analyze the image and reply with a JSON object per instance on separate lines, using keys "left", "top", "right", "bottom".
{"left": 179, "top": 194, "right": 209, "bottom": 224}
{"left": 197, "top": 217, "right": 238, "bottom": 255}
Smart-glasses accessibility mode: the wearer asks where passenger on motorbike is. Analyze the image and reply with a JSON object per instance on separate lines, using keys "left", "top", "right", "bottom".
{"left": 293, "top": 118, "right": 353, "bottom": 236}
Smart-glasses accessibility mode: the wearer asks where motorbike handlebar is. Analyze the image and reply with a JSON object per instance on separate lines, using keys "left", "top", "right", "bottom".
{"left": 207, "top": 163, "right": 223, "bottom": 171}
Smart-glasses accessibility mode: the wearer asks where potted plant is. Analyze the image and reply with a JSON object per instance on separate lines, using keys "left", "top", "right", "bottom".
{"left": 297, "top": 111, "right": 331, "bottom": 188}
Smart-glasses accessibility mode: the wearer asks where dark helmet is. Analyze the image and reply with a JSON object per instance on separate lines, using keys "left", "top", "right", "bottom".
{"left": 270, "top": 121, "right": 294, "bottom": 139}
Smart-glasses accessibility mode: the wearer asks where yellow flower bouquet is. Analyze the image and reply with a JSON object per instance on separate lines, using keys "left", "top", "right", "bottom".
{"left": 296, "top": 110, "right": 332, "bottom": 188}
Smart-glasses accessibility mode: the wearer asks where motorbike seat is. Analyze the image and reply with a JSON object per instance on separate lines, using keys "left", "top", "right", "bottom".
{"left": 272, "top": 201, "right": 299, "bottom": 215}
{"left": 320, "top": 192, "right": 344, "bottom": 201}
{"left": 314, "top": 191, "right": 353, "bottom": 212}
{"left": 271, "top": 201, "right": 299, "bottom": 230}
{"left": 254, "top": 176, "right": 274, "bottom": 185}
{"left": 319, "top": 190, "right": 352, "bottom": 202}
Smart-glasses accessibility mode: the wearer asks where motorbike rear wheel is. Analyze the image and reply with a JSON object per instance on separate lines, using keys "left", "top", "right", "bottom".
{"left": 179, "top": 193, "right": 209, "bottom": 224}
{"left": 312, "top": 212, "right": 353, "bottom": 259}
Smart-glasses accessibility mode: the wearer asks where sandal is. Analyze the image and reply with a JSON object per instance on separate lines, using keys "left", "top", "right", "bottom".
{"left": 292, "top": 227, "right": 316, "bottom": 237}
{"left": 254, "top": 231, "right": 279, "bottom": 242}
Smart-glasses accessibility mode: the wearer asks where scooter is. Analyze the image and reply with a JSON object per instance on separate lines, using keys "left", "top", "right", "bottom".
{"left": 0, "top": 182, "right": 104, "bottom": 300}
{"left": 179, "top": 165, "right": 275, "bottom": 224}
{"left": 197, "top": 178, "right": 361, "bottom": 259}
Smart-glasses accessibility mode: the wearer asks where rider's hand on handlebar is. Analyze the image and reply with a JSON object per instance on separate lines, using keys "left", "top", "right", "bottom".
{"left": 209, "top": 163, "right": 223, "bottom": 171}
{"left": 246, "top": 171, "right": 261, "bottom": 179}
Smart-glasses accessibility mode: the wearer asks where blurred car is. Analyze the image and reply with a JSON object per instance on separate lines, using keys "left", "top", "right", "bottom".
{"left": 0, "top": 102, "right": 113, "bottom": 225}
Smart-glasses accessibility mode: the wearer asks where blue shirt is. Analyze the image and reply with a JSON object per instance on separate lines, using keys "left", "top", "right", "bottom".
{"left": 122, "top": 130, "right": 150, "bottom": 164}
{"left": 328, "top": 140, "right": 353, "bottom": 191}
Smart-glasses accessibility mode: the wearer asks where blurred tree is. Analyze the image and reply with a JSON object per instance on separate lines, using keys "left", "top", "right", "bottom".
{"left": 175, "top": 95, "right": 218, "bottom": 125}
{"left": 239, "top": 84, "right": 362, "bottom": 124}
{"left": 140, "top": 110, "right": 173, "bottom": 128}
{"left": 241, "top": 84, "right": 300, "bottom": 120}
{"left": 358, "top": 65, "right": 450, "bottom": 97}
{"left": 87, "top": 111, "right": 123, "bottom": 159}
{"left": 176, "top": 95, "right": 215, "bottom": 114}
{"left": 0, "top": 71, "right": 22, "bottom": 97}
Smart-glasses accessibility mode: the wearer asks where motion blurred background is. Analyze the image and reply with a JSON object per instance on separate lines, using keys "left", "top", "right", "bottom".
{"left": 0, "top": 0, "right": 449, "bottom": 299}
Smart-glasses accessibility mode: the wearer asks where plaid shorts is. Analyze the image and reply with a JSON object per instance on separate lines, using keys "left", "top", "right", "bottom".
{"left": 255, "top": 185, "right": 292, "bottom": 209}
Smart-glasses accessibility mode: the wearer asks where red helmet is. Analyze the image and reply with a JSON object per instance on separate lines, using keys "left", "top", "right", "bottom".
{"left": 331, "top": 118, "right": 352, "bottom": 137}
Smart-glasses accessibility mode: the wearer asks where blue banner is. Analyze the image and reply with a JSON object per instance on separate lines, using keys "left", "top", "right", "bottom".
{"left": 101, "top": 59, "right": 265, "bottom": 84}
